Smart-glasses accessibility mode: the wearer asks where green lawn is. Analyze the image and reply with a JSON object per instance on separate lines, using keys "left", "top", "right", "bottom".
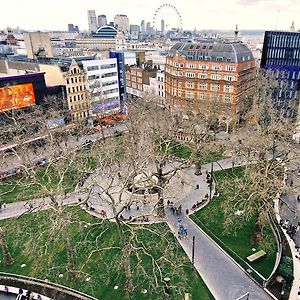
{"left": 0, "top": 208, "right": 214, "bottom": 300}
{"left": 165, "top": 141, "right": 225, "bottom": 164}
{"left": 191, "top": 168, "right": 277, "bottom": 280}
{"left": 0, "top": 151, "right": 97, "bottom": 204}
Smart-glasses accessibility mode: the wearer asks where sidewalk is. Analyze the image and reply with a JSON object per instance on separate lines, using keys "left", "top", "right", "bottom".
{"left": 0, "top": 157, "right": 272, "bottom": 300}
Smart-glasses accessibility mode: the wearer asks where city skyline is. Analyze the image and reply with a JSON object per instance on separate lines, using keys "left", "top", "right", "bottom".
{"left": 1, "top": 0, "right": 298, "bottom": 32}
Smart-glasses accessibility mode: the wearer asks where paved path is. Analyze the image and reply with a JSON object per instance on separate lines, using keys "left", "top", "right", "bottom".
{"left": 164, "top": 160, "right": 272, "bottom": 300}
{"left": 0, "top": 157, "right": 272, "bottom": 300}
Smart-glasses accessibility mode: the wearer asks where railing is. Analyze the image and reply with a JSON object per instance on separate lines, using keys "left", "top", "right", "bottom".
{"left": 192, "top": 214, "right": 267, "bottom": 287}
{"left": 0, "top": 272, "right": 98, "bottom": 300}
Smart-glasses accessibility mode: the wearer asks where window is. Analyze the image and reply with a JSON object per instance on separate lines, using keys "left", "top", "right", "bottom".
{"left": 211, "top": 74, "right": 221, "bottom": 80}
{"left": 87, "top": 65, "right": 99, "bottom": 71}
{"left": 186, "top": 72, "right": 195, "bottom": 78}
{"left": 186, "top": 91, "right": 194, "bottom": 99}
{"left": 212, "top": 65, "right": 222, "bottom": 70}
{"left": 67, "top": 78, "right": 69, "bottom": 84}
{"left": 211, "top": 84, "right": 220, "bottom": 91}
{"left": 198, "top": 93, "right": 206, "bottom": 100}
{"left": 199, "top": 83, "right": 207, "bottom": 90}
{"left": 186, "top": 63, "right": 196, "bottom": 69}
{"left": 224, "top": 75, "right": 236, "bottom": 81}
{"left": 216, "top": 57, "right": 223, "bottom": 62}
{"left": 200, "top": 64, "right": 208, "bottom": 70}
{"left": 226, "top": 66, "right": 236, "bottom": 72}
{"left": 198, "top": 73, "right": 208, "bottom": 79}
{"left": 224, "top": 85, "right": 234, "bottom": 93}
{"left": 204, "top": 56, "right": 211, "bottom": 61}
{"left": 186, "top": 81, "right": 194, "bottom": 89}
{"left": 225, "top": 95, "right": 232, "bottom": 103}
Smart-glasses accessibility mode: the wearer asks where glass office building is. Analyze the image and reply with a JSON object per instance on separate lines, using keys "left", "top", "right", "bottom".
{"left": 261, "top": 31, "right": 300, "bottom": 117}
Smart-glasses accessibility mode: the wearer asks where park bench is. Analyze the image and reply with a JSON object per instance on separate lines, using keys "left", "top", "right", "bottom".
{"left": 247, "top": 250, "right": 266, "bottom": 262}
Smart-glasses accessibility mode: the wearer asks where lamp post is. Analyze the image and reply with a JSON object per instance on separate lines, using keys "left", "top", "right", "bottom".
{"left": 209, "top": 163, "right": 214, "bottom": 201}
{"left": 192, "top": 236, "right": 195, "bottom": 265}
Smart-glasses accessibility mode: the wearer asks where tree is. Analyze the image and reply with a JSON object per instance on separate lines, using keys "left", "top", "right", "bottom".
{"left": 0, "top": 226, "right": 14, "bottom": 265}
{"left": 217, "top": 71, "right": 295, "bottom": 245}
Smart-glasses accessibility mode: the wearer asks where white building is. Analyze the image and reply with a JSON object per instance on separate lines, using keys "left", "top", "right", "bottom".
{"left": 88, "top": 10, "right": 98, "bottom": 33}
{"left": 82, "top": 58, "right": 120, "bottom": 116}
{"left": 149, "top": 70, "right": 165, "bottom": 105}
{"left": 114, "top": 14, "right": 129, "bottom": 34}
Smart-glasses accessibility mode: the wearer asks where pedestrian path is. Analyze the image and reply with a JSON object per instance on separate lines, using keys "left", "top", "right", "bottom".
{"left": 0, "top": 157, "right": 272, "bottom": 300}
{"left": 165, "top": 163, "right": 271, "bottom": 300}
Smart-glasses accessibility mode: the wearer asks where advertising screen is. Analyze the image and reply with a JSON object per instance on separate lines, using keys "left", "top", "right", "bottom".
{"left": 0, "top": 83, "right": 36, "bottom": 112}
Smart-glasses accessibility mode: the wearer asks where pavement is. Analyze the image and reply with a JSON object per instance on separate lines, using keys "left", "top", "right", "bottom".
{"left": 0, "top": 157, "right": 272, "bottom": 300}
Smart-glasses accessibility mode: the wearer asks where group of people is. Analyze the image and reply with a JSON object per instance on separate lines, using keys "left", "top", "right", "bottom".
{"left": 280, "top": 219, "right": 300, "bottom": 240}
{"left": 4, "top": 287, "right": 43, "bottom": 300}
{"left": 0, "top": 202, "right": 7, "bottom": 211}
{"left": 167, "top": 201, "right": 182, "bottom": 215}
{"left": 191, "top": 194, "right": 209, "bottom": 210}
{"left": 177, "top": 218, "right": 188, "bottom": 239}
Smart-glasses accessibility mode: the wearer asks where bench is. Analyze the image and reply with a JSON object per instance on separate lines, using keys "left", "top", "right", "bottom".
{"left": 247, "top": 250, "right": 266, "bottom": 262}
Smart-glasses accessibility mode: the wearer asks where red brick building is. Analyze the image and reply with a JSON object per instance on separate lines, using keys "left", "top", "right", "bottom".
{"left": 165, "top": 41, "right": 256, "bottom": 118}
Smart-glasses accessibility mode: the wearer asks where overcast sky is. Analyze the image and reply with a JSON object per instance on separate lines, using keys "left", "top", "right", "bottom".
{"left": 1, "top": 0, "right": 298, "bottom": 32}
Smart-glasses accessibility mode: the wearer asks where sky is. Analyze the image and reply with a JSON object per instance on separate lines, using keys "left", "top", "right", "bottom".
{"left": 1, "top": 0, "right": 299, "bottom": 32}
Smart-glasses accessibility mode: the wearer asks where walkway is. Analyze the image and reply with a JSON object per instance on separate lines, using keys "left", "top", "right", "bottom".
{"left": 0, "top": 157, "right": 272, "bottom": 300}
{"left": 165, "top": 160, "right": 272, "bottom": 300}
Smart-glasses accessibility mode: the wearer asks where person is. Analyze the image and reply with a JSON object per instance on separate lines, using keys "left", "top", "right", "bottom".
{"left": 297, "top": 195, "right": 300, "bottom": 202}
{"left": 36, "top": 295, "right": 42, "bottom": 300}
{"left": 4, "top": 286, "right": 8, "bottom": 294}
{"left": 16, "top": 288, "right": 24, "bottom": 300}
{"left": 186, "top": 209, "right": 189, "bottom": 215}
{"left": 196, "top": 184, "right": 199, "bottom": 189}
{"left": 167, "top": 200, "right": 170, "bottom": 207}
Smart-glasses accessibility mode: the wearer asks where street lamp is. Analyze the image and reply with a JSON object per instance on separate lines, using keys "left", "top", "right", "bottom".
{"left": 209, "top": 163, "right": 214, "bottom": 201}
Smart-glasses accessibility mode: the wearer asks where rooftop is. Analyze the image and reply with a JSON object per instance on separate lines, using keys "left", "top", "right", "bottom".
{"left": 169, "top": 41, "right": 254, "bottom": 63}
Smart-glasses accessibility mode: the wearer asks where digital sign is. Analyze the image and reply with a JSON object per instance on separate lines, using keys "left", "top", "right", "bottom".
{"left": 0, "top": 83, "right": 36, "bottom": 112}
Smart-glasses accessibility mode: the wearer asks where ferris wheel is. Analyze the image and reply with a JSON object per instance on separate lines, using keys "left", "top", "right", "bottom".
{"left": 152, "top": 3, "right": 183, "bottom": 31}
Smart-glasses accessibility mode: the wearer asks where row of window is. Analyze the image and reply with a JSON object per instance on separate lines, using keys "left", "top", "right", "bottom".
{"left": 69, "top": 94, "right": 86, "bottom": 102}
{"left": 70, "top": 103, "right": 89, "bottom": 112}
{"left": 170, "top": 92, "right": 233, "bottom": 103}
{"left": 170, "top": 81, "right": 234, "bottom": 92}
{"left": 169, "top": 62, "right": 237, "bottom": 72}
{"left": 86, "top": 64, "right": 116, "bottom": 72}
{"left": 66, "top": 76, "right": 85, "bottom": 84}
{"left": 169, "top": 71, "right": 236, "bottom": 81}
{"left": 73, "top": 111, "right": 89, "bottom": 120}
{"left": 88, "top": 72, "right": 118, "bottom": 80}
{"left": 67, "top": 85, "right": 86, "bottom": 94}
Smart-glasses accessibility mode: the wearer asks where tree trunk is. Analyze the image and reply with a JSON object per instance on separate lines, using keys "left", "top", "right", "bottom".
{"left": 156, "top": 163, "right": 165, "bottom": 217}
{"left": 116, "top": 220, "right": 134, "bottom": 294}
{"left": 0, "top": 227, "right": 14, "bottom": 266}
{"left": 61, "top": 225, "right": 76, "bottom": 280}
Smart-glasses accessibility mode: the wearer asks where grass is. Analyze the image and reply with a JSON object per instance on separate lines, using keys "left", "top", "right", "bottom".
{"left": 0, "top": 150, "right": 97, "bottom": 204}
{"left": 163, "top": 140, "right": 225, "bottom": 164}
{"left": 0, "top": 208, "right": 214, "bottom": 300}
{"left": 191, "top": 167, "right": 277, "bottom": 280}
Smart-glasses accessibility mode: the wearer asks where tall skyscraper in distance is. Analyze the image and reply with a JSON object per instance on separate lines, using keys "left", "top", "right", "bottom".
{"left": 261, "top": 30, "right": 300, "bottom": 117}
{"left": 87, "top": 10, "right": 98, "bottom": 33}
{"left": 146, "top": 22, "right": 151, "bottom": 34}
{"left": 98, "top": 15, "right": 107, "bottom": 28}
{"left": 161, "top": 19, "right": 165, "bottom": 34}
{"left": 68, "top": 24, "right": 75, "bottom": 32}
{"left": 114, "top": 14, "right": 129, "bottom": 34}
{"left": 141, "top": 20, "right": 145, "bottom": 33}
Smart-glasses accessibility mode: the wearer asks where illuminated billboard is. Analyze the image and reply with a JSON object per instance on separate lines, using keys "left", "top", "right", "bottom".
{"left": 0, "top": 83, "right": 36, "bottom": 112}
